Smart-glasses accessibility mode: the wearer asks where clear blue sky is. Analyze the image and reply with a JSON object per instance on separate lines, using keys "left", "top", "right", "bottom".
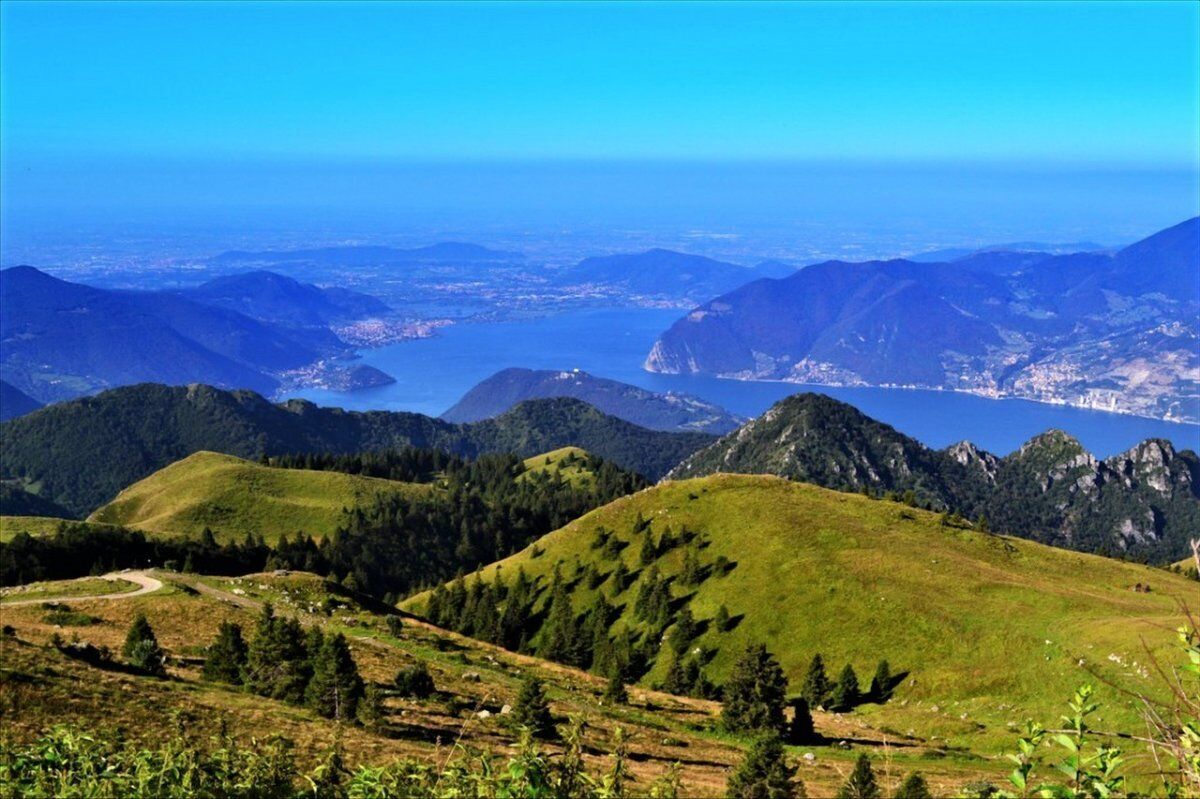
{"left": 3, "top": 0, "right": 1198, "bottom": 165}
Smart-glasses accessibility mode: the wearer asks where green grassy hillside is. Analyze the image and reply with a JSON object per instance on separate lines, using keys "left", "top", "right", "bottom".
{"left": 89, "top": 451, "right": 429, "bottom": 543}
{"left": 519, "top": 446, "right": 597, "bottom": 488}
{"left": 0, "top": 515, "right": 116, "bottom": 543}
{"left": 405, "top": 474, "right": 1197, "bottom": 753}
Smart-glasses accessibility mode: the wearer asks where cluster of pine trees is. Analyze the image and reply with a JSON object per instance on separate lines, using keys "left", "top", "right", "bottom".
{"left": 799, "top": 653, "right": 897, "bottom": 712}
{"left": 202, "top": 604, "right": 367, "bottom": 723}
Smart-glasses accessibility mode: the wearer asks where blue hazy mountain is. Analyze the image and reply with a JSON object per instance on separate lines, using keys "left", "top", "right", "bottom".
{"left": 0, "top": 266, "right": 353, "bottom": 403}
{"left": 646, "top": 218, "right": 1200, "bottom": 422}
{"left": 181, "top": 270, "right": 390, "bottom": 329}
{"left": 556, "top": 248, "right": 795, "bottom": 303}
{"left": 0, "top": 380, "right": 41, "bottom": 421}
{"left": 441, "top": 367, "right": 745, "bottom": 433}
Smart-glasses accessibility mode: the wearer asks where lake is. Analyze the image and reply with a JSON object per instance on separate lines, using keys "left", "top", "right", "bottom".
{"left": 288, "top": 307, "right": 1200, "bottom": 458}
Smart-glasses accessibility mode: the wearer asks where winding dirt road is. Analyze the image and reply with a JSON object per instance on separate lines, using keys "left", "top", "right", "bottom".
{"left": 0, "top": 571, "right": 164, "bottom": 608}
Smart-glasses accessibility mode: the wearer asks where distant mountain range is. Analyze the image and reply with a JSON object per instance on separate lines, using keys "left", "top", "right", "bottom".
{"left": 0, "top": 380, "right": 40, "bottom": 421}
{"left": 441, "top": 367, "right": 745, "bottom": 433}
{"left": 647, "top": 217, "right": 1200, "bottom": 423}
{"left": 211, "top": 242, "right": 523, "bottom": 266}
{"left": 0, "top": 383, "right": 714, "bottom": 516}
{"left": 555, "top": 248, "right": 796, "bottom": 304}
{"left": 669, "top": 392, "right": 1200, "bottom": 560}
{"left": 0, "top": 267, "right": 392, "bottom": 404}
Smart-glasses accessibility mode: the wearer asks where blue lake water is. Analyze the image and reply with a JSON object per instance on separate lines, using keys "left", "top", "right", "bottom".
{"left": 288, "top": 307, "right": 1200, "bottom": 458}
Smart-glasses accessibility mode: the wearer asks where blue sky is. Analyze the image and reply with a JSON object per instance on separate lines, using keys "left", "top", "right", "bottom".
{"left": 3, "top": 1, "right": 1198, "bottom": 165}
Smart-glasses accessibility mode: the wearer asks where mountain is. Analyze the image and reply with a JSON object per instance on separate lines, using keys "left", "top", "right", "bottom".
{"left": 667, "top": 392, "right": 1200, "bottom": 560}
{"left": 405, "top": 474, "right": 1196, "bottom": 755}
{"left": 210, "top": 242, "right": 523, "bottom": 266}
{"left": 0, "top": 383, "right": 714, "bottom": 516}
{"left": 557, "top": 249, "right": 787, "bottom": 303}
{"left": 0, "top": 380, "right": 41, "bottom": 421}
{"left": 0, "top": 266, "right": 334, "bottom": 403}
{"left": 441, "top": 367, "right": 745, "bottom": 433}
{"left": 181, "top": 271, "right": 389, "bottom": 329}
{"left": 646, "top": 218, "right": 1200, "bottom": 422}
{"left": 88, "top": 451, "right": 429, "bottom": 543}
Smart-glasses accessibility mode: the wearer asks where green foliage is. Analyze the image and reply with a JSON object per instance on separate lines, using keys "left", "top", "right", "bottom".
{"left": 202, "top": 621, "right": 248, "bottom": 685}
{"left": 836, "top": 754, "right": 880, "bottom": 799}
{"left": 722, "top": 643, "right": 789, "bottom": 735}
{"left": 787, "top": 697, "right": 816, "bottom": 745}
{"left": 604, "top": 669, "right": 629, "bottom": 704}
{"left": 512, "top": 676, "right": 557, "bottom": 740}
{"left": 356, "top": 683, "right": 386, "bottom": 731}
{"left": 122, "top": 613, "right": 166, "bottom": 677}
{"left": 800, "top": 654, "right": 832, "bottom": 709}
{"left": 385, "top": 614, "right": 403, "bottom": 637}
{"left": 726, "top": 733, "right": 802, "bottom": 799}
{"left": 244, "top": 603, "right": 311, "bottom": 704}
{"left": 393, "top": 662, "right": 435, "bottom": 699}
{"left": 829, "top": 664, "right": 861, "bottom": 712}
{"left": 305, "top": 633, "right": 364, "bottom": 721}
{"left": 893, "top": 772, "right": 932, "bottom": 799}
{"left": 870, "top": 659, "right": 893, "bottom": 702}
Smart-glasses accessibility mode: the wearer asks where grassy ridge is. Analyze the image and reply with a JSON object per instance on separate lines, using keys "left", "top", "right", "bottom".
{"left": 88, "top": 452, "right": 430, "bottom": 544}
{"left": 519, "top": 446, "right": 596, "bottom": 489}
{"left": 405, "top": 474, "right": 1196, "bottom": 752}
{"left": 0, "top": 515, "right": 116, "bottom": 543}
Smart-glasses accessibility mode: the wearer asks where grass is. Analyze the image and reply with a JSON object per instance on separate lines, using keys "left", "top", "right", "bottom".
{"left": 0, "top": 568, "right": 1005, "bottom": 796}
{"left": 404, "top": 473, "right": 1198, "bottom": 761}
{"left": 87, "top": 451, "right": 432, "bottom": 544}
{"left": 519, "top": 446, "right": 597, "bottom": 489}
{"left": 1, "top": 576, "right": 140, "bottom": 603}
{"left": 0, "top": 516, "right": 115, "bottom": 543}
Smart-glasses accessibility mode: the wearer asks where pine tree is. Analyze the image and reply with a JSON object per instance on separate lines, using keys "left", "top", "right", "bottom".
{"left": 714, "top": 604, "right": 731, "bottom": 632}
{"left": 726, "top": 733, "right": 802, "bottom": 799}
{"left": 122, "top": 613, "right": 166, "bottom": 676}
{"left": 245, "top": 603, "right": 310, "bottom": 704}
{"left": 394, "top": 662, "right": 435, "bottom": 698}
{"left": 788, "top": 697, "right": 815, "bottom": 744}
{"left": 836, "top": 754, "right": 880, "bottom": 799}
{"left": 722, "top": 643, "right": 789, "bottom": 734}
{"left": 356, "top": 684, "right": 386, "bottom": 731}
{"left": 603, "top": 667, "right": 628, "bottom": 704}
{"left": 537, "top": 576, "right": 579, "bottom": 665}
{"left": 202, "top": 621, "right": 248, "bottom": 685}
{"left": 829, "top": 664, "right": 860, "bottom": 712}
{"left": 892, "top": 772, "right": 932, "bottom": 799}
{"left": 800, "top": 654, "right": 833, "bottom": 709}
{"left": 306, "top": 633, "right": 364, "bottom": 721}
{"left": 511, "top": 676, "right": 556, "bottom": 739}
{"left": 664, "top": 655, "right": 691, "bottom": 695}
{"left": 668, "top": 607, "right": 698, "bottom": 655}
{"left": 869, "top": 659, "right": 893, "bottom": 702}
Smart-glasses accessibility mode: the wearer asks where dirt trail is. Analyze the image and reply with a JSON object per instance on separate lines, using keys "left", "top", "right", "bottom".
{"left": 0, "top": 571, "right": 164, "bottom": 608}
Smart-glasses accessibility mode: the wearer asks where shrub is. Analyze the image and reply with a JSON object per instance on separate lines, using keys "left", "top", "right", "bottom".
{"left": 393, "top": 662, "right": 435, "bottom": 698}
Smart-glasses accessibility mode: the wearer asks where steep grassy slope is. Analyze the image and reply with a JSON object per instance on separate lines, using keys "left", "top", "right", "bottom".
{"left": 519, "top": 446, "right": 597, "bottom": 488}
{"left": 88, "top": 452, "right": 428, "bottom": 543}
{"left": 0, "top": 570, "right": 1002, "bottom": 796}
{"left": 405, "top": 475, "right": 1197, "bottom": 752}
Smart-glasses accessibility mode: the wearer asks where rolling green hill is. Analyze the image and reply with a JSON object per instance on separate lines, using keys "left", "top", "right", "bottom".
{"left": 405, "top": 474, "right": 1197, "bottom": 752}
{"left": 88, "top": 451, "right": 428, "bottom": 543}
{"left": 0, "top": 383, "right": 712, "bottom": 516}
{"left": 0, "top": 515, "right": 116, "bottom": 543}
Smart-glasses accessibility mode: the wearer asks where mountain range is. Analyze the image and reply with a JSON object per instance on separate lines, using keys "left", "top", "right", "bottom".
{"left": 441, "top": 367, "right": 744, "bottom": 433}
{"left": 0, "top": 267, "right": 391, "bottom": 404}
{"left": 669, "top": 392, "right": 1200, "bottom": 560}
{"left": 646, "top": 217, "right": 1200, "bottom": 422}
{"left": 0, "top": 383, "right": 714, "bottom": 516}
{"left": 555, "top": 248, "right": 796, "bottom": 304}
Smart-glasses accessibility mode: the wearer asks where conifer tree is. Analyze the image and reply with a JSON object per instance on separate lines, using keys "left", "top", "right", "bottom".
{"left": 122, "top": 613, "right": 166, "bottom": 677}
{"left": 892, "top": 772, "right": 932, "bottom": 799}
{"left": 800, "top": 654, "right": 833, "bottom": 709}
{"left": 245, "top": 603, "right": 309, "bottom": 704}
{"left": 512, "top": 676, "right": 556, "bottom": 739}
{"left": 202, "top": 621, "right": 248, "bottom": 685}
{"left": 356, "top": 683, "right": 385, "bottom": 731}
{"left": 836, "top": 754, "right": 880, "bottom": 799}
{"left": 394, "top": 662, "right": 435, "bottom": 698}
{"left": 306, "top": 633, "right": 364, "bottom": 721}
{"left": 603, "top": 667, "right": 628, "bottom": 704}
{"left": 538, "top": 577, "right": 579, "bottom": 665}
{"left": 722, "top": 643, "right": 789, "bottom": 734}
{"left": 714, "top": 604, "right": 731, "bottom": 632}
{"left": 869, "top": 659, "right": 893, "bottom": 702}
{"left": 668, "top": 606, "right": 698, "bottom": 655}
{"left": 829, "top": 664, "right": 860, "bottom": 712}
{"left": 726, "top": 733, "right": 802, "bottom": 799}
{"left": 788, "top": 697, "right": 816, "bottom": 744}
{"left": 664, "top": 655, "right": 690, "bottom": 695}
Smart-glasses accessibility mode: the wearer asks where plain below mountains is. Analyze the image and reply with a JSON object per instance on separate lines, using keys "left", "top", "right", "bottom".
{"left": 210, "top": 242, "right": 523, "bottom": 267}
{"left": 646, "top": 217, "right": 1200, "bottom": 423}
{"left": 669, "top": 392, "right": 1200, "bottom": 561}
{"left": 0, "top": 267, "right": 391, "bottom": 404}
{"left": 441, "top": 367, "right": 745, "bottom": 433}
{"left": 0, "top": 383, "right": 714, "bottom": 517}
